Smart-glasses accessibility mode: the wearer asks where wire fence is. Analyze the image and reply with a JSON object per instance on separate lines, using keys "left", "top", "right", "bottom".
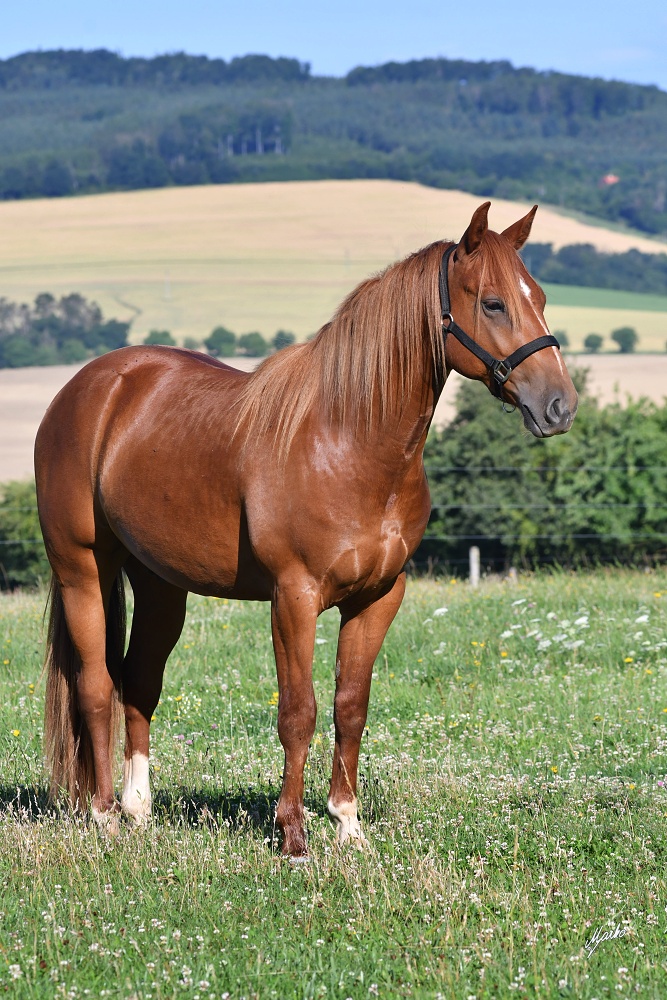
{"left": 5, "top": 464, "right": 667, "bottom": 552}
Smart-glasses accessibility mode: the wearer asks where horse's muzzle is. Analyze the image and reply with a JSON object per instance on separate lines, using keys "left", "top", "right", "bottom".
{"left": 520, "top": 392, "right": 578, "bottom": 437}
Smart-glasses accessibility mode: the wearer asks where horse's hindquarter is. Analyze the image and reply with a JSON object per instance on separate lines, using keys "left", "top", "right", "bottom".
{"left": 36, "top": 348, "right": 268, "bottom": 597}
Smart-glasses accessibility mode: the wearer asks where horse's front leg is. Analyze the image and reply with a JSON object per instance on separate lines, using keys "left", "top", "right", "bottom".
{"left": 271, "top": 579, "right": 318, "bottom": 857}
{"left": 328, "top": 573, "right": 406, "bottom": 846}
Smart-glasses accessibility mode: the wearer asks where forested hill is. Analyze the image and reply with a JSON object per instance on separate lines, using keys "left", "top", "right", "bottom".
{"left": 1, "top": 49, "right": 667, "bottom": 237}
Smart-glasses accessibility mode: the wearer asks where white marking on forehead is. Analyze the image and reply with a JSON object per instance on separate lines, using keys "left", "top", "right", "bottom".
{"left": 519, "top": 276, "right": 532, "bottom": 299}
{"left": 518, "top": 272, "right": 552, "bottom": 337}
{"left": 552, "top": 345, "right": 565, "bottom": 376}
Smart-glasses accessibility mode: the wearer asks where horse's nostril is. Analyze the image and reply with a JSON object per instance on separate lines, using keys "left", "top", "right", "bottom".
{"left": 547, "top": 397, "right": 563, "bottom": 423}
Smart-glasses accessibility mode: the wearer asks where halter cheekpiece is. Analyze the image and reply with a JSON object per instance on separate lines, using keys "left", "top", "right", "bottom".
{"left": 438, "top": 244, "right": 560, "bottom": 399}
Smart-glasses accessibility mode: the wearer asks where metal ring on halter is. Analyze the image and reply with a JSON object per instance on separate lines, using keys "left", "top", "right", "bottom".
{"left": 502, "top": 401, "right": 516, "bottom": 414}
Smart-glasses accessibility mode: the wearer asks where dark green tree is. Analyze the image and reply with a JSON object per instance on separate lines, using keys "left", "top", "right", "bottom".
{"left": 41, "top": 159, "right": 73, "bottom": 197}
{"left": 273, "top": 330, "right": 296, "bottom": 350}
{"left": 60, "top": 338, "right": 88, "bottom": 362}
{"left": 611, "top": 326, "right": 639, "bottom": 353}
{"left": 143, "top": 329, "right": 176, "bottom": 346}
{"left": 237, "top": 332, "right": 268, "bottom": 356}
{"left": 205, "top": 326, "right": 236, "bottom": 356}
{"left": 584, "top": 333, "right": 604, "bottom": 353}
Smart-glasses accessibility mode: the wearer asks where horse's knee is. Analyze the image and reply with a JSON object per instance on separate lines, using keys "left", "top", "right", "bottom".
{"left": 277, "top": 690, "right": 317, "bottom": 749}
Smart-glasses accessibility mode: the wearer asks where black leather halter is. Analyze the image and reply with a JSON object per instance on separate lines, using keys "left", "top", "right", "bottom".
{"left": 438, "top": 244, "right": 560, "bottom": 399}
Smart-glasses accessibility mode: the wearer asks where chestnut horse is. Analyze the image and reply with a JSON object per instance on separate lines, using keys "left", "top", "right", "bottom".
{"left": 36, "top": 202, "right": 577, "bottom": 856}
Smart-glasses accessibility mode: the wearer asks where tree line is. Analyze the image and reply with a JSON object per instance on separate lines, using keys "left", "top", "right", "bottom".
{"left": 0, "top": 51, "right": 310, "bottom": 88}
{"left": 522, "top": 243, "right": 667, "bottom": 295}
{"left": 144, "top": 327, "right": 295, "bottom": 356}
{"left": 1, "top": 51, "right": 667, "bottom": 237}
{"left": 0, "top": 293, "right": 129, "bottom": 368}
{"left": 0, "top": 291, "right": 298, "bottom": 368}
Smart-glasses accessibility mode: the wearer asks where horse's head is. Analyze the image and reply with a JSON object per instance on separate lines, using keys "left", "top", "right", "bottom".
{"left": 443, "top": 201, "right": 578, "bottom": 437}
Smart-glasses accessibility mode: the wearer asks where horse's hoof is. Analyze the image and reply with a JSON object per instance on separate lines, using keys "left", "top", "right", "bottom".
{"left": 92, "top": 805, "right": 121, "bottom": 837}
{"left": 120, "top": 797, "right": 152, "bottom": 827}
{"left": 287, "top": 854, "right": 311, "bottom": 865}
{"left": 328, "top": 797, "right": 368, "bottom": 849}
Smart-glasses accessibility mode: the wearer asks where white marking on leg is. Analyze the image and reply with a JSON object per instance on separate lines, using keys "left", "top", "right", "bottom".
{"left": 120, "top": 752, "right": 152, "bottom": 824}
{"left": 328, "top": 797, "right": 367, "bottom": 847}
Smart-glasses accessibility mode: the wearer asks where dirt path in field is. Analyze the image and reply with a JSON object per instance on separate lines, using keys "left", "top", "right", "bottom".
{"left": 2, "top": 353, "right": 666, "bottom": 483}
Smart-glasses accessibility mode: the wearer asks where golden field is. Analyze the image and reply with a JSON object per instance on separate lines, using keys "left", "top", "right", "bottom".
{"left": 0, "top": 179, "right": 666, "bottom": 349}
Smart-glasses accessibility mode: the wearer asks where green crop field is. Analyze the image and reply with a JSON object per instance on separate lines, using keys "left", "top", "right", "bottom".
{"left": 1, "top": 571, "right": 666, "bottom": 998}
{"left": 543, "top": 284, "right": 667, "bottom": 313}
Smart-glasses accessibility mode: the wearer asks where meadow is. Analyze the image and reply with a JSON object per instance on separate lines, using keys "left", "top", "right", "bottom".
{"left": 1, "top": 181, "right": 666, "bottom": 351}
{"left": 1, "top": 570, "right": 666, "bottom": 998}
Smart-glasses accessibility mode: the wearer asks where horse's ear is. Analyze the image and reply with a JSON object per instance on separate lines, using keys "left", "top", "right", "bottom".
{"left": 501, "top": 205, "right": 538, "bottom": 250}
{"left": 456, "top": 201, "right": 491, "bottom": 259}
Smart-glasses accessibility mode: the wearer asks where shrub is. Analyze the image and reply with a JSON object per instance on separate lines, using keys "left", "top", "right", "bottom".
{"left": 143, "top": 330, "right": 176, "bottom": 346}
{"left": 584, "top": 333, "right": 604, "bottom": 353}
{"left": 421, "top": 371, "right": 667, "bottom": 570}
{"left": 553, "top": 330, "right": 569, "bottom": 348}
{"left": 238, "top": 332, "right": 268, "bottom": 356}
{"left": 273, "top": 330, "right": 296, "bottom": 351}
{"left": 205, "top": 326, "right": 236, "bottom": 356}
{"left": 0, "top": 480, "right": 48, "bottom": 589}
{"left": 611, "top": 326, "right": 639, "bottom": 353}
{"left": 183, "top": 336, "right": 201, "bottom": 351}
{"left": 60, "top": 338, "right": 88, "bottom": 363}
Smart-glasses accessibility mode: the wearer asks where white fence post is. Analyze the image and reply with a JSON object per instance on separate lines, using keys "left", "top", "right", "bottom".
{"left": 469, "top": 546, "right": 480, "bottom": 588}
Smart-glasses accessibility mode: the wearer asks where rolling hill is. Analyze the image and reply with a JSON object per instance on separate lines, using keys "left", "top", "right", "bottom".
{"left": 1, "top": 179, "right": 666, "bottom": 351}
{"left": 1, "top": 50, "right": 667, "bottom": 239}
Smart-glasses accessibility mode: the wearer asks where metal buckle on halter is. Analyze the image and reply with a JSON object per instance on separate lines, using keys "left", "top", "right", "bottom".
{"left": 441, "top": 313, "right": 454, "bottom": 331}
{"left": 492, "top": 359, "right": 512, "bottom": 383}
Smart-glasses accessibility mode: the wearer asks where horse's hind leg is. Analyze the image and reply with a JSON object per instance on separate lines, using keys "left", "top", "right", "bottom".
{"left": 328, "top": 573, "right": 406, "bottom": 846}
{"left": 121, "top": 558, "right": 187, "bottom": 824}
{"left": 50, "top": 548, "right": 126, "bottom": 828}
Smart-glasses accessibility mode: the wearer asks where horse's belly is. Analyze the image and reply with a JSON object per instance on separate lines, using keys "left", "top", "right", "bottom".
{"left": 105, "top": 499, "right": 271, "bottom": 600}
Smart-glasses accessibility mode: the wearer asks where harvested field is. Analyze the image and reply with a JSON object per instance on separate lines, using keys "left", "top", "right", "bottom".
{"left": 2, "top": 353, "right": 667, "bottom": 482}
{"left": 0, "top": 180, "right": 666, "bottom": 348}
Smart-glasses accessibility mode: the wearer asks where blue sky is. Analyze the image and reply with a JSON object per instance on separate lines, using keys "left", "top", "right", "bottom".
{"left": 3, "top": 0, "right": 667, "bottom": 90}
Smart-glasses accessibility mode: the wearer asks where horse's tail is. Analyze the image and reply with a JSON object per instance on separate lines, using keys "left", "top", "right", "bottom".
{"left": 44, "top": 574, "right": 126, "bottom": 807}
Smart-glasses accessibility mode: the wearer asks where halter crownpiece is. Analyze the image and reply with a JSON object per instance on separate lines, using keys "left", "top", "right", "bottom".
{"left": 438, "top": 244, "right": 560, "bottom": 399}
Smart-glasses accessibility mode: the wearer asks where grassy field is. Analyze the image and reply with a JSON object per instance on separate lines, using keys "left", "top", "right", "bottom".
{"left": 1, "top": 571, "right": 666, "bottom": 998}
{"left": 1, "top": 180, "right": 666, "bottom": 350}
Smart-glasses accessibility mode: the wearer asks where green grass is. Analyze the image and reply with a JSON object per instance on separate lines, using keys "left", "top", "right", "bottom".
{"left": 542, "top": 283, "right": 667, "bottom": 313}
{"left": 1, "top": 571, "right": 667, "bottom": 998}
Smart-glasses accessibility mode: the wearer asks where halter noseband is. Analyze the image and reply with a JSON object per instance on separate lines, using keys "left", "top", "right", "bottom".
{"left": 438, "top": 244, "right": 560, "bottom": 399}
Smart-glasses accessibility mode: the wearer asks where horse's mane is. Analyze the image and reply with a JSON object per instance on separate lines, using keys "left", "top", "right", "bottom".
{"left": 233, "top": 232, "right": 524, "bottom": 459}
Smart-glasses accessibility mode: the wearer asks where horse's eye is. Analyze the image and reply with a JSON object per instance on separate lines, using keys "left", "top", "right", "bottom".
{"left": 482, "top": 299, "right": 505, "bottom": 313}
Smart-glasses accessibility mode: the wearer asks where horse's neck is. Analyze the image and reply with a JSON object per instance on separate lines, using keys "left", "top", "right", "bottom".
{"left": 366, "top": 355, "right": 445, "bottom": 466}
